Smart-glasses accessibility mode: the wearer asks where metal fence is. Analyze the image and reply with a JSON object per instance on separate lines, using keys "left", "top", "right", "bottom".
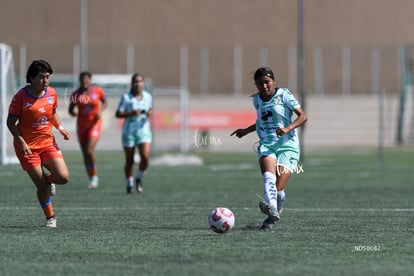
{"left": 11, "top": 44, "right": 410, "bottom": 95}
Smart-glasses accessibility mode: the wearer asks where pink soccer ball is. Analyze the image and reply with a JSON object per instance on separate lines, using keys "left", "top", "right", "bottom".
{"left": 208, "top": 207, "right": 235, "bottom": 234}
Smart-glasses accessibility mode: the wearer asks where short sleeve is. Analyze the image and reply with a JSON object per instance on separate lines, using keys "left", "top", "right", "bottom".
{"left": 53, "top": 90, "right": 58, "bottom": 110}
{"left": 148, "top": 93, "right": 153, "bottom": 109}
{"left": 117, "top": 94, "right": 127, "bottom": 112}
{"left": 8, "top": 93, "right": 22, "bottom": 118}
{"left": 282, "top": 88, "right": 300, "bottom": 111}
{"left": 98, "top": 87, "right": 106, "bottom": 101}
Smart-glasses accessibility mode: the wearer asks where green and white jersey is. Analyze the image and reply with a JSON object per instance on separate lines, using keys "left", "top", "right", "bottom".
{"left": 117, "top": 90, "right": 152, "bottom": 136}
{"left": 253, "top": 87, "right": 300, "bottom": 146}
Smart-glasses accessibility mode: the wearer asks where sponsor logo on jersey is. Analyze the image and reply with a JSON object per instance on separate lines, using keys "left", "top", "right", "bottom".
{"left": 274, "top": 95, "right": 282, "bottom": 105}
{"left": 38, "top": 107, "right": 46, "bottom": 113}
{"left": 32, "top": 115, "right": 49, "bottom": 128}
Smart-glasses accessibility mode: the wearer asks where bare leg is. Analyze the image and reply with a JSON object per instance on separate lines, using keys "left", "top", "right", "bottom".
{"left": 135, "top": 143, "right": 151, "bottom": 193}
{"left": 26, "top": 165, "right": 59, "bottom": 220}
{"left": 80, "top": 138, "right": 99, "bottom": 178}
{"left": 123, "top": 147, "right": 135, "bottom": 178}
{"left": 43, "top": 157, "right": 70, "bottom": 185}
{"left": 137, "top": 143, "right": 151, "bottom": 172}
{"left": 259, "top": 155, "right": 277, "bottom": 175}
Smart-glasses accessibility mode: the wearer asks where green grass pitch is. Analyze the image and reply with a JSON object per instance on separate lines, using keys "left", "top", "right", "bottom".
{"left": 0, "top": 148, "right": 413, "bottom": 275}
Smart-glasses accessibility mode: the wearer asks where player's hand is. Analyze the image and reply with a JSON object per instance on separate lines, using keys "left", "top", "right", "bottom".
{"left": 231, "top": 128, "right": 247, "bottom": 138}
{"left": 16, "top": 137, "right": 31, "bottom": 155}
{"left": 18, "top": 140, "right": 32, "bottom": 155}
{"left": 59, "top": 129, "right": 70, "bottom": 140}
{"left": 276, "top": 127, "right": 290, "bottom": 136}
{"left": 133, "top": 109, "right": 142, "bottom": 116}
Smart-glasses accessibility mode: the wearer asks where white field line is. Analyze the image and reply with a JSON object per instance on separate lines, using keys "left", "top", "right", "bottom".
{"left": 0, "top": 206, "right": 413, "bottom": 212}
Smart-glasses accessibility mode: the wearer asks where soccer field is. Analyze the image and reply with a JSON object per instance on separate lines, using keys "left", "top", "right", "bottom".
{"left": 0, "top": 148, "right": 413, "bottom": 276}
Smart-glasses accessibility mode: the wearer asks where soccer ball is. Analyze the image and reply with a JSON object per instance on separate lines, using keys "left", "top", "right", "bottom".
{"left": 208, "top": 207, "right": 235, "bottom": 234}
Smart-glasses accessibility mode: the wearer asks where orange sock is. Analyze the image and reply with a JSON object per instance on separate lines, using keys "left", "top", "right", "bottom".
{"left": 40, "top": 198, "right": 54, "bottom": 219}
{"left": 87, "top": 166, "right": 97, "bottom": 178}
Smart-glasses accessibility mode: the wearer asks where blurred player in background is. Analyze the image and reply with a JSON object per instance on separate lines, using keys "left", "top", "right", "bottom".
{"left": 7, "top": 60, "right": 70, "bottom": 228}
{"left": 231, "top": 67, "right": 307, "bottom": 230}
{"left": 68, "top": 72, "right": 107, "bottom": 189}
{"left": 115, "top": 73, "right": 152, "bottom": 194}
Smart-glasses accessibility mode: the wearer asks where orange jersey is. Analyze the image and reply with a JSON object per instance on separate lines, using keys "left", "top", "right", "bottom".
{"left": 70, "top": 86, "right": 106, "bottom": 129}
{"left": 8, "top": 86, "right": 58, "bottom": 149}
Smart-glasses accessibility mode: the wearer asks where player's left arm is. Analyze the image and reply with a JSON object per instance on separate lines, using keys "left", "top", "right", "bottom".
{"left": 145, "top": 95, "right": 153, "bottom": 118}
{"left": 276, "top": 107, "right": 308, "bottom": 136}
{"left": 146, "top": 108, "right": 153, "bottom": 118}
{"left": 52, "top": 110, "right": 70, "bottom": 140}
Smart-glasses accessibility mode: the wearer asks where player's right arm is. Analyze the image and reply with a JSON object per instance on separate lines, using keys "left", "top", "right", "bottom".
{"left": 6, "top": 115, "right": 31, "bottom": 155}
{"left": 115, "top": 109, "right": 141, "bottom": 118}
{"left": 230, "top": 123, "right": 256, "bottom": 138}
{"left": 115, "top": 95, "right": 141, "bottom": 118}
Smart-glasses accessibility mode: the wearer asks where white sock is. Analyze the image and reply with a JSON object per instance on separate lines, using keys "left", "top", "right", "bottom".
{"left": 126, "top": 176, "right": 133, "bottom": 187}
{"left": 277, "top": 190, "right": 286, "bottom": 213}
{"left": 263, "top": 171, "right": 277, "bottom": 211}
{"left": 136, "top": 170, "right": 146, "bottom": 180}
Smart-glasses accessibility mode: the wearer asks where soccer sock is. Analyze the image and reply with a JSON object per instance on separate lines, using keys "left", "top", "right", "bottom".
{"left": 136, "top": 170, "right": 146, "bottom": 181}
{"left": 277, "top": 190, "right": 286, "bottom": 213}
{"left": 263, "top": 171, "right": 277, "bottom": 211}
{"left": 39, "top": 197, "right": 54, "bottom": 219}
{"left": 126, "top": 176, "right": 133, "bottom": 187}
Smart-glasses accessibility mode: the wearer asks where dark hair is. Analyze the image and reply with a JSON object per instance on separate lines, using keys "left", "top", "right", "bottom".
{"left": 253, "top": 67, "right": 275, "bottom": 81}
{"left": 26, "top": 60, "right": 53, "bottom": 83}
{"left": 79, "top": 71, "right": 92, "bottom": 81}
{"left": 130, "top": 73, "right": 145, "bottom": 89}
{"left": 131, "top": 73, "right": 144, "bottom": 82}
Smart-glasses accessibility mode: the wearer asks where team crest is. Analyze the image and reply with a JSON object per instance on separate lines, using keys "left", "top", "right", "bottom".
{"left": 47, "top": 96, "right": 54, "bottom": 104}
{"left": 274, "top": 95, "right": 282, "bottom": 105}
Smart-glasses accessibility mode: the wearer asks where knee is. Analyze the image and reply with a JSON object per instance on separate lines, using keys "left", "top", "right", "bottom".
{"left": 55, "top": 173, "right": 70, "bottom": 184}
{"left": 141, "top": 157, "right": 149, "bottom": 165}
{"left": 87, "top": 147, "right": 95, "bottom": 156}
{"left": 140, "top": 158, "right": 149, "bottom": 168}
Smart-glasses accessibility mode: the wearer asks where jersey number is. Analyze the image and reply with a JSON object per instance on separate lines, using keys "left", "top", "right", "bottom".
{"left": 261, "top": 110, "right": 273, "bottom": 121}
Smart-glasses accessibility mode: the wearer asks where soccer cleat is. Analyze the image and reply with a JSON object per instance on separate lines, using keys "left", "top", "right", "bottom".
{"left": 49, "top": 183, "right": 56, "bottom": 196}
{"left": 45, "top": 216, "right": 57, "bottom": 228}
{"left": 259, "top": 201, "right": 280, "bottom": 221}
{"left": 261, "top": 216, "right": 277, "bottom": 230}
{"left": 126, "top": 186, "right": 133, "bottom": 194}
{"left": 88, "top": 176, "right": 99, "bottom": 189}
{"left": 135, "top": 178, "right": 144, "bottom": 193}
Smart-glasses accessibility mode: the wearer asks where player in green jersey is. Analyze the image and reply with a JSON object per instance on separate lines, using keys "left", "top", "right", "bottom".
{"left": 231, "top": 67, "right": 307, "bottom": 229}
{"left": 115, "top": 73, "right": 153, "bottom": 194}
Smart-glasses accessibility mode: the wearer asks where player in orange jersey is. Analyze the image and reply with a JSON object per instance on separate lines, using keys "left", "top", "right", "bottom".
{"left": 7, "top": 60, "right": 70, "bottom": 228}
{"left": 68, "top": 72, "right": 107, "bottom": 189}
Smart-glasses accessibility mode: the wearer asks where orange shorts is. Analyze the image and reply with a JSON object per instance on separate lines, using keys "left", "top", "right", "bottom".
{"left": 77, "top": 121, "right": 102, "bottom": 144}
{"left": 14, "top": 142, "right": 64, "bottom": 171}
